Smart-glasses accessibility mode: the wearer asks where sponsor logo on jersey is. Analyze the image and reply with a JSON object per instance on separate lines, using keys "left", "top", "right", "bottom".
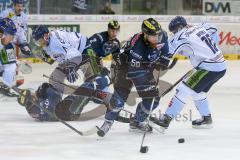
{"left": 130, "top": 50, "right": 142, "bottom": 60}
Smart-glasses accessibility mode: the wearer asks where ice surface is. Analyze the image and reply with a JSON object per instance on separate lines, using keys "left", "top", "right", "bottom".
{"left": 0, "top": 61, "right": 239, "bottom": 160}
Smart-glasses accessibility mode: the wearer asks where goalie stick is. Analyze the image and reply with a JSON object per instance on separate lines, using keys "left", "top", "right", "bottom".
{"left": 11, "top": 86, "right": 100, "bottom": 136}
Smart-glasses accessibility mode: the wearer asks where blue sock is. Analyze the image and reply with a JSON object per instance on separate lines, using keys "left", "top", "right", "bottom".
{"left": 194, "top": 98, "right": 211, "bottom": 116}
{"left": 165, "top": 96, "right": 185, "bottom": 118}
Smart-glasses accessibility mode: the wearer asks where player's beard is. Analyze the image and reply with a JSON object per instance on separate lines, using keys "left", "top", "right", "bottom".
{"left": 144, "top": 38, "right": 158, "bottom": 48}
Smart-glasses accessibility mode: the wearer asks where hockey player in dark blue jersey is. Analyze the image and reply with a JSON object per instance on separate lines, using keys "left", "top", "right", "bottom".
{"left": 82, "top": 19, "right": 120, "bottom": 98}
{"left": 17, "top": 83, "right": 81, "bottom": 121}
{"left": 87, "top": 20, "right": 120, "bottom": 58}
{"left": 97, "top": 18, "right": 171, "bottom": 137}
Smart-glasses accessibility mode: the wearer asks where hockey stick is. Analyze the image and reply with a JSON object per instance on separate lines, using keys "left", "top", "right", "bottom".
{"left": 168, "top": 57, "right": 178, "bottom": 69}
{"left": 139, "top": 69, "right": 192, "bottom": 153}
{"left": 139, "top": 67, "right": 162, "bottom": 153}
{"left": 11, "top": 86, "right": 99, "bottom": 136}
{"left": 43, "top": 74, "right": 111, "bottom": 104}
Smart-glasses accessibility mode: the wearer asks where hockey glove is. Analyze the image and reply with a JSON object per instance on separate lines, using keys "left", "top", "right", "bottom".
{"left": 19, "top": 43, "right": 32, "bottom": 56}
{"left": 42, "top": 50, "right": 55, "bottom": 65}
{"left": 112, "top": 53, "right": 128, "bottom": 66}
{"left": 65, "top": 62, "right": 79, "bottom": 83}
{"left": 156, "top": 55, "right": 170, "bottom": 71}
{"left": 101, "top": 67, "right": 110, "bottom": 76}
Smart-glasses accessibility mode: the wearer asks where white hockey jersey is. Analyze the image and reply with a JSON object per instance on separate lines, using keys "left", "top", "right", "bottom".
{"left": 169, "top": 23, "right": 226, "bottom": 72}
{"left": 0, "top": 8, "right": 28, "bottom": 44}
{"left": 0, "top": 39, "right": 17, "bottom": 87}
{"left": 43, "top": 30, "right": 87, "bottom": 63}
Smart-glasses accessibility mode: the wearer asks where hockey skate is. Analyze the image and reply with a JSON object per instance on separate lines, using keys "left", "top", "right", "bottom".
{"left": 150, "top": 114, "right": 172, "bottom": 129}
{"left": 192, "top": 115, "right": 213, "bottom": 129}
{"left": 129, "top": 119, "right": 153, "bottom": 133}
{"left": 0, "top": 83, "right": 18, "bottom": 97}
{"left": 97, "top": 120, "right": 113, "bottom": 137}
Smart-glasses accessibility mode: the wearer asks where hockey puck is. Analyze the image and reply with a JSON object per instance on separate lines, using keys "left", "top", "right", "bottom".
{"left": 140, "top": 146, "right": 149, "bottom": 153}
{"left": 178, "top": 138, "right": 185, "bottom": 143}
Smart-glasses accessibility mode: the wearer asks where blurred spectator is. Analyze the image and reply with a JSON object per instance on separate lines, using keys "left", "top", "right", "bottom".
{"left": 99, "top": 2, "right": 115, "bottom": 14}
{"left": 72, "top": 0, "right": 88, "bottom": 14}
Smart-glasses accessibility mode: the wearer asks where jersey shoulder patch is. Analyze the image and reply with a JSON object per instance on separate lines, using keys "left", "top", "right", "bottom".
{"left": 130, "top": 33, "right": 142, "bottom": 46}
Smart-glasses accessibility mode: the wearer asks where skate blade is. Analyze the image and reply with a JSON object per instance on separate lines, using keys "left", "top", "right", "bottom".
{"left": 153, "top": 126, "right": 165, "bottom": 134}
{"left": 128, "top": 128, "right": 153, "bottom": 134}
{"left": 149, "top": 121, "right": 165, "bottom": 134}
{"left": 192, "top": 124, "right": 213, "bottom": 129}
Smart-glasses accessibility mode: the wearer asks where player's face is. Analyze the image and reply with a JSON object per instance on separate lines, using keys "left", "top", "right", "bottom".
{"left": 34, "top": 33, "right": 49, "bottom": 47}
{"left": 14, "top": 3, "right": 24, "bottom": 15}
{"left": 108, "top": 28, "right": 119, "bottom": 40}
{"left": 145, "top": 34, "right": 159, "bottom": 45}
{"left": 171, "top": 29, "right": 178, "bottom": 34}
{"left": 1, "top": 34, "right": 14, "bottom": 45}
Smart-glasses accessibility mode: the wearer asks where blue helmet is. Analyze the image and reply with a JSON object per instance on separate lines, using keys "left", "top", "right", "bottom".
{"left": 168, "top": 16, "right": 187, "bottom": 33}
{"left": 32, "top": 25, "right": 49, "bottom": 41}
{"left": 0, "top": 18, "right": 17, "bottom": 35}
{"left": 12, "top": 0, "right": 25, "bottom": 4}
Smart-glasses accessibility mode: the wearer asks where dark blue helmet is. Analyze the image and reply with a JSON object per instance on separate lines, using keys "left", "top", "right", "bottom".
{"left": 0, "top": 18, "right": 17, "bottom": 35}
{"left": 168, "top": 16, "right": 187, "bottom": 33}
{"left": 12, "top": 0, "right": 25, "bottom": 4}
{"left": 32, "top": 25, "right": 49, "bottom": 41}
{"left": 108, "top": 20, "right": 120, "bottom": 30}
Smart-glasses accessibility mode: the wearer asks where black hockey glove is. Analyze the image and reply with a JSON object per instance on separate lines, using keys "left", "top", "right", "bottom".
{"left": 101, "top": 67, "right": 110, "bottom": 76}
{"left": 19, "top": 43, "right": 32, "bottom": 56}
{"left": 42, "top": 50, "right": 55, "bottom": 65}
{"left": 65, "top": 62, "right": 79, "bottom": 83}
{"left": 112, "top": 53, "right": 128, "bottom": 66}
{"left": 155, "top": 55, "right": 170, "bottom": 71}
